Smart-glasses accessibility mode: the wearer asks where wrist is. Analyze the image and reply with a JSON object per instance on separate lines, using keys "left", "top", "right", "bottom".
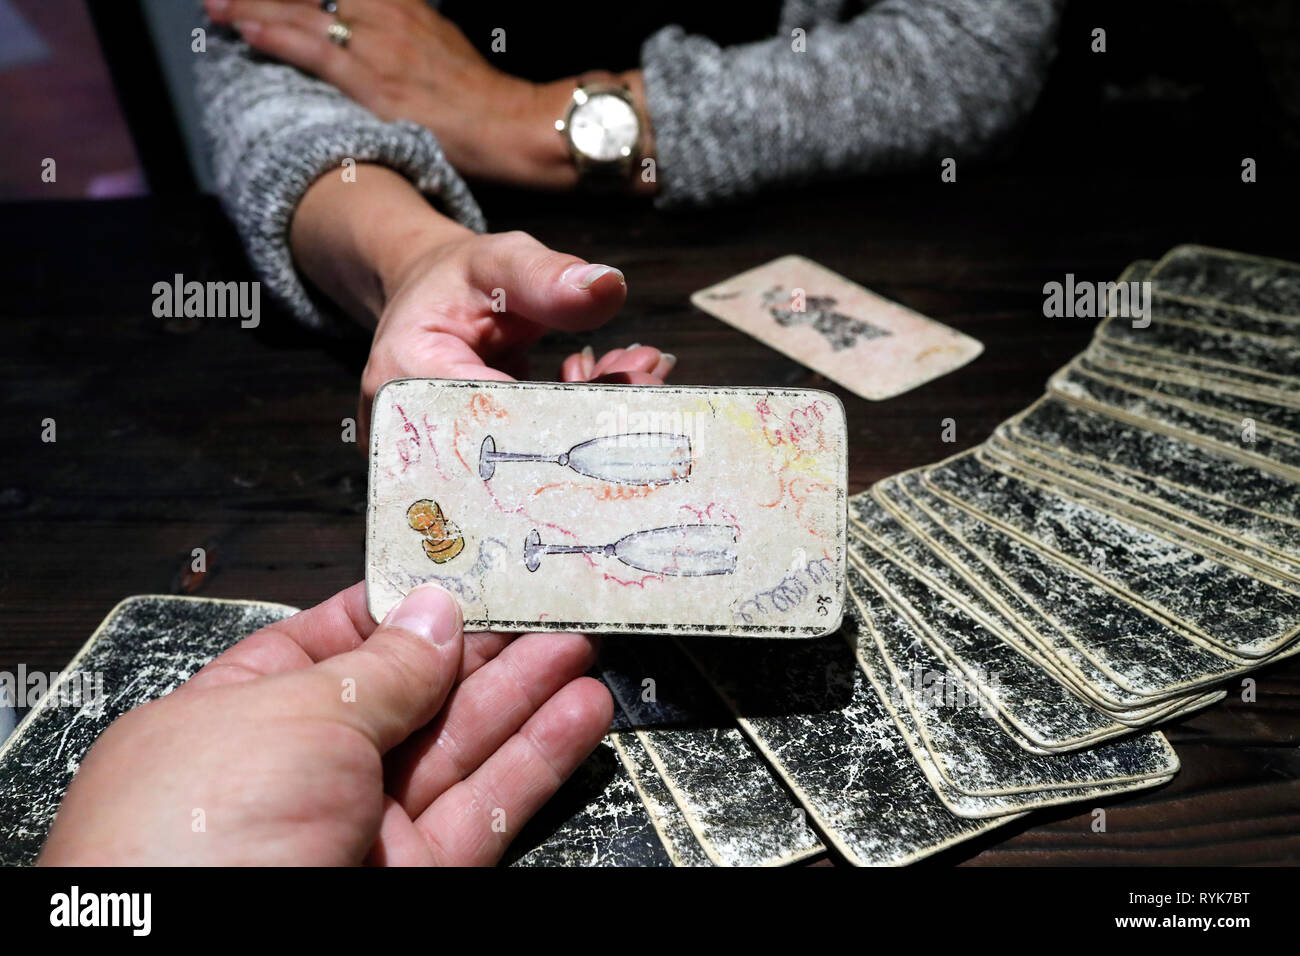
{"left": 616, "top": 70, "right": 657, "bottom": 196}
{"left": 368, "top": 201, "right": 473, "bottom": 302}
{"left": 506, "top": 78, "right": 582, "bottom": 190}
{"left": 292, "top": 165, "right": 474, "bottom": 324}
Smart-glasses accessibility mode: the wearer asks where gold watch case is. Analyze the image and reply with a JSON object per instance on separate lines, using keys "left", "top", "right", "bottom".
{"left": 554, "top": 82, "right": 643, "bottom": 183}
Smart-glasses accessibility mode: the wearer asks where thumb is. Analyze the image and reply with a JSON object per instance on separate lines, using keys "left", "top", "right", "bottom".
{"left": 469, "top": 231, "right": 627, "bottom": 331}
{"left": 312, "top": 584, "right": 464, "bottom": 753}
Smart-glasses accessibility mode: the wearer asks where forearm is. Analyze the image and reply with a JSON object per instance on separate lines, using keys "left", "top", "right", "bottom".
{"left": 641, "top": 0, "right": 1064, "bottom": 207}
{"left": 195, "top": 27, "right": 485, "bottom": 332}
{"left": 291, "top": 165, "right": 473, "bottom": 325}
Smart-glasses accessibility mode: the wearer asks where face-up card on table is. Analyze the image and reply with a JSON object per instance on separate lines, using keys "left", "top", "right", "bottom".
{"left": 690, "top": 255, "right": 983, "bottom": 401}
{"left": 367, "top": 379, "right": 848, "bottom": 636}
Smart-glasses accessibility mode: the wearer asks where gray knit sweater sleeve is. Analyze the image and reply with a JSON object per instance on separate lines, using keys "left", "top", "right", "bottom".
{"left": 194, "top": 28, "right": 485, "bottom": 332}
{"left": 641, "top": 0, "right": 1064, "bottom": 207}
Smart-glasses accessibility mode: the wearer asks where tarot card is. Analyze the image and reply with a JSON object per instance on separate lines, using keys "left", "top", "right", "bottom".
{"left": 1048, "top": 364, "right": 1300, "bottom": 479}
{"left": 1008, "top": 397, "right": 1300, "bottom": 525}
{"left": 980, "top": 440, "right": 1300, "bottom": 585}
{"left": 1086, "top": 339, "right": 1300, "bottom": 409}
{"left": 849, "top": 574, "right": 1179, "bottom": 816}
{"left": 844, "top": 522, "right": 1134, "bottom": 751}
{"left": 366, "top": 379, "right": 848, "bottom": 637}
{"left": 888, "top": 473, "right": 1244, "bottom": 700}
{"left": 1144, "top": 291, "right": 1300, "bottom": 341}
{"left": 1148, "top": 245, "right": 1300, "bottom": 321}
{"left": 0, "top": 595, "right": 300, "bottom": 865}
{"left": 1090, "top": 335, "right": 1300, "bottom": 400}
{"left": 609, "top": 733, "right": 714, "bottom": 867}
{"left": 600, "top": 635, "right": 824, "bottom": 866}
{"left": 1078, "top": 352, "right": 1300, "bottom": 436}
{"left": 507, "top": 740, "right": 675, "bottom": 867}
{"left": 690, "top": 255, "right": 983, "bottom": 401}
{"left": 1096, "top": 310, "right": 1300, "bottom": 382}
{"left": 847, "top": 491, "right": 1177, "bottom": 720}
{"left": 923, "top": 453, "right": 1300, "bottom": 659}
{"left": 870, "top": 478, "right": 1227, "bottom": 726}
{"left": 1072, "top": 353, "right": 1300, "bottom": 467}
{"left": 864, "top": 478, "right": 1139, "bottom": 711}
{"left": 682, "top": 633, "right": 1023, "bottom": 865}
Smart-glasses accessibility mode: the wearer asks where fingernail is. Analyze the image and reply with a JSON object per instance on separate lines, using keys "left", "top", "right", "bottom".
{"left": 581, "top": 345, "right": 594, "bottom": 362}
{"left": 563, "top": 263, "right": 623, "bottom": 291}
{"left": 206, "top": 0, "right": 229, "bottom": 13}
{"left": 385, "top": 584, "right": 461, "bottom": 646}
{"left": 660, "top": 353, "right": 677, "bottom": 371}
{"left": 234, "top": 19, "right": 260, "bottom": 38}
{"left": 626, "top": 343, "right": 641, "bottom": 351}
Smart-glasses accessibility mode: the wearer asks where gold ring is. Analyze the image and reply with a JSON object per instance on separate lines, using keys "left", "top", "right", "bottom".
{"left": 326, "top": 20, "right": 352, "bottom": 47}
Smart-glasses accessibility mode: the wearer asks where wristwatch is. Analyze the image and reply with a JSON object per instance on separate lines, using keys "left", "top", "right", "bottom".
{"left": 554, "top": 78, "right": 643, "bottom": 187}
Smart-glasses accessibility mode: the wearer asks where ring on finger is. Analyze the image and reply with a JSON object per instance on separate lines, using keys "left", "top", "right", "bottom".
{"left": 326, "top": 19, "right": 352, "bottom": 47}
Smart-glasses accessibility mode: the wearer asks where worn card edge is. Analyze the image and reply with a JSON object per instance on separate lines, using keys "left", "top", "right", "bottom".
{"left": 677, "top": 642, "right": 1025, "bottom": 863}
{"left": 919, "top": 456, "right": 1299, "bottom": 661}
{"left": 848, "top": 564, "right": 1182, "bottom": 796}
{"left": 979, "top": 440, "right": 1300, "bottom": 586}
{"left": 844, "top": 538, "right": 1130, "bottom": 752}
{"left": 888, "top": 471, "right": 1253, "bottom": 700}
{"left": 852, "top": 593, "right": 1178, "bottom": 817}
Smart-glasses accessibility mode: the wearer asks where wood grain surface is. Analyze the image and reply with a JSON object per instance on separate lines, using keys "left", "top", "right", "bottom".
{"left": 2, "top": 169, "right": 1297, "bottom": 864}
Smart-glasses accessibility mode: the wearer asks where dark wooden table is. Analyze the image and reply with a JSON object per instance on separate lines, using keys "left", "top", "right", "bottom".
{"left": 3, "top": 168, "right": 1298, "bottom": 864}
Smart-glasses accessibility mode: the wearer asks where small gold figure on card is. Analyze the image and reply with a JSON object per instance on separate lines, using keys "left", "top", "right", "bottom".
{"left": 406, "top": 499, "right": 465, "bottom": 563}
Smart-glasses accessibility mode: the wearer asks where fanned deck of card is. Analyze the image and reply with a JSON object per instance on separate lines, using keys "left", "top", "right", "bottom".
{"left": 818, "top": 246, "right": 1299, "bottom": 845}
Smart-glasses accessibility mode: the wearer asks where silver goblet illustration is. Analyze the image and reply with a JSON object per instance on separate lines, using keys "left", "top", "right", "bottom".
{"left": 524, "top": 525, "right": 738, "bottom": 576}
{"left": 479, "top": 433, "right": 692, "bottom": 485}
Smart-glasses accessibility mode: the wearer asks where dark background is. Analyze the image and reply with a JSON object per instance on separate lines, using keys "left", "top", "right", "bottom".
{"left": 1, "top": 0, "right": 1298, "bottom": 864}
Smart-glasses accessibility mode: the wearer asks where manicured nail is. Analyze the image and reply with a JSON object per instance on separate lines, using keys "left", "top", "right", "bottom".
{"left": 384, "top": 583, "right": 461, "bottom": 645}
{"left": 659, "top": 353, "right": 677, "bottom": 371}
{"left": 563, "top": 263, "right": 623, "bottom": 291}
{"left": 234, "top": 19, "right": 260, "bottom": 39}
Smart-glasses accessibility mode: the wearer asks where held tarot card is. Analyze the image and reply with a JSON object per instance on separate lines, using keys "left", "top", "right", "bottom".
{"left": 366, "top": 379, "right": 848, "bottom": 636}
{"left": 690, "top": 255, "right": 983, "bottom": 401}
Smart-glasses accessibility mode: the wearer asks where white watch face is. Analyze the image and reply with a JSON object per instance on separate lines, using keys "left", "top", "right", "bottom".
{"left": 569, "top": 93, "right": 639, "bottom": 163}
